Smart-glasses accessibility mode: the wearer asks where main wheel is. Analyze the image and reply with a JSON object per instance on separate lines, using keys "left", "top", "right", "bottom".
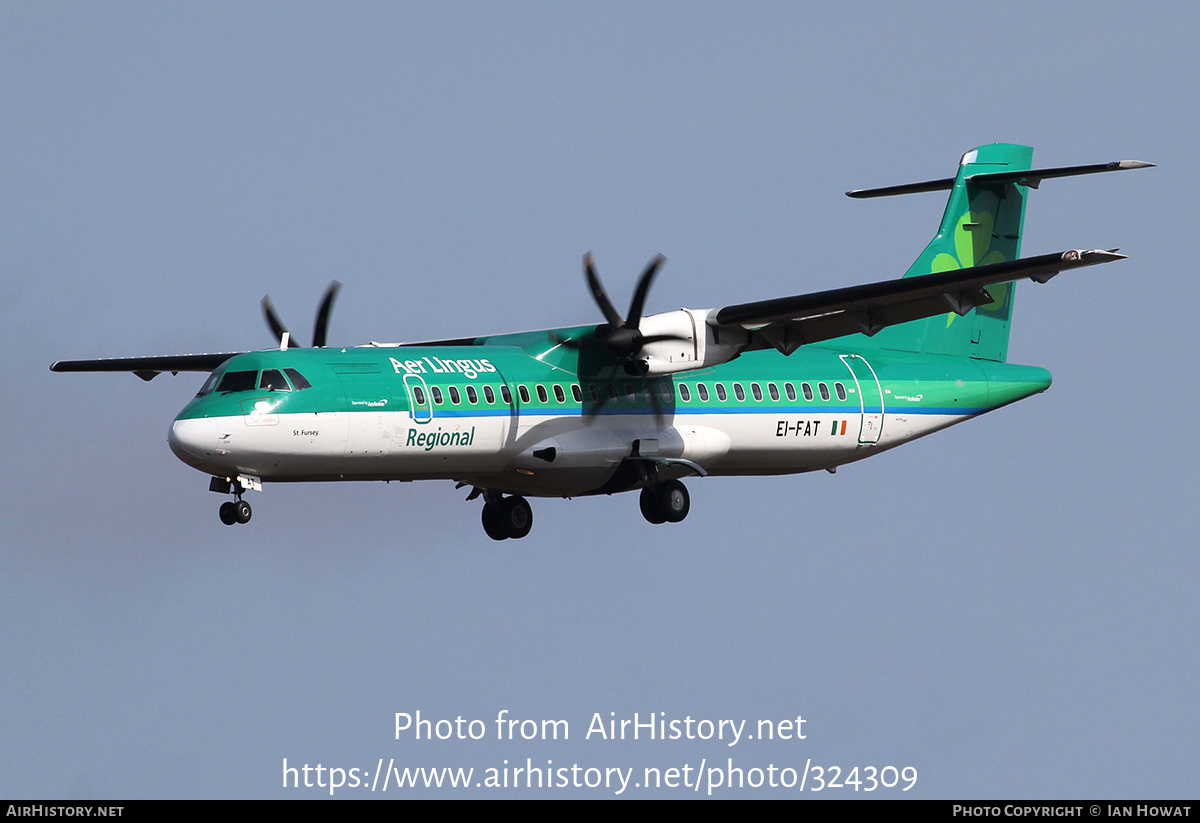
{"left": 639, "top": 487, "right": 666, "bottom": 524}
{"left": 658, "top": 479, "right": 690, "bottom": 523}
{"left": 233, "top": 499, "right": 252, "bottom": 524}
{"left": 481, "top": 502, "right": 508, "bottom": 541}
{"left": 500, "top": 496, "right": 533, "bottom": 539}
{"left": 219, "top": 501, "right": 237, "bottom": 526}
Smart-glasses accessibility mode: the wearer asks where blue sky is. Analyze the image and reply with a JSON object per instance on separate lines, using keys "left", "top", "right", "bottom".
{"left": 2, "top": 2, "right": 1194, "bottom": 798}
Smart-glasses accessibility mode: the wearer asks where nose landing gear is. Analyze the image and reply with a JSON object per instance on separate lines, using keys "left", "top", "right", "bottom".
{"left": 218, "top": 499, "right": 252, "bottom": 526}
{"left": 211, "top": 475, "right": 256, "bottom": 526}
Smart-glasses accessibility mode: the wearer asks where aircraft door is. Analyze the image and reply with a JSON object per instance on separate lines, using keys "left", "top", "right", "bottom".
{"left": 839, "top": 354, "right": 885, "bottom": 445}
{"left": 403, "top": 373, "right": 432, "bottom": 425}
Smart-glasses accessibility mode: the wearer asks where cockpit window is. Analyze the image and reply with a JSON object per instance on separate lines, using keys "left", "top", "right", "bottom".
{"left": 259, "top": 369, "right": 291, "bottom": 391}
{"left": 284, "top": 368, "right": 311, "bottom": 390}
{"left": 196, "top": 369, "right": 223, "bottom": 397}
{"left": 216, "top": 370, "right": 258, "bottom": 393}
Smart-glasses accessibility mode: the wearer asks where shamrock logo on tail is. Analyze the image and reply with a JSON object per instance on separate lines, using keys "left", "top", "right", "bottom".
{"left": 933, "top": 210, "right": 1009, "bottom": 326}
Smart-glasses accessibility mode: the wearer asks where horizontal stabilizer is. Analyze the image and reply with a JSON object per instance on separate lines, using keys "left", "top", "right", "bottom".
{"left": 967, "top": 160, "right": 1155, "bottom": 189}
{"left": 847, "top": 159, "right": 1153, "bottom": 198}
{"left": 50, "top": 352, "right": 241, "bottom": 381}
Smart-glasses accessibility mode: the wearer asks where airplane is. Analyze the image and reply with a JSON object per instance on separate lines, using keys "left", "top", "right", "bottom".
{"left": 51, "top": 144, "right": 1151, "bottom": 540}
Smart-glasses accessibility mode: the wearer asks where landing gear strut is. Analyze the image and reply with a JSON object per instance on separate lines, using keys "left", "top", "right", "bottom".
{"left": 481, "top": 493, "right": 533, "bottom": 540}
{"left": 639, "top": 479, "right": 689, "bottom": 525}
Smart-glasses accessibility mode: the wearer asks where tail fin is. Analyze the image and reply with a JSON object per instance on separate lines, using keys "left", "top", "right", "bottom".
{"left": 849, "top": 145, "right": 1152, "bottom": 361}
{"left": 865, "top": 143, "right": 1034, "bottom": 362}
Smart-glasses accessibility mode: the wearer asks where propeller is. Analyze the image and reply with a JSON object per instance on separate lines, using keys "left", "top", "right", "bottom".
{"left": 261, "top": 281, "right": 342, "bottom": 348}
{"left": 558, "top": 253, "right": 690, "bottom": 427}
{"left": 563, "top": 253, "right": 687, "bottom": 377}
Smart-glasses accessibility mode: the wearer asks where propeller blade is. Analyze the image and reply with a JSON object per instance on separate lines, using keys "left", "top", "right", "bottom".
{"left": 261, "top": 296, "right": 301, "bottom": 348}
{"left": 648, "top": 381, "right": 667, "bottom": 430}
{"left": 581, "top": 368, "right": 621, "bottom": 423}
{"left": 312, "top": 280, "right": 342, "bottom": 349}
{"left": 584, "top": 253, "right": 625, "bottom": 328}
{"left": 625, "top": 254, "right": 665, "bottom": 329}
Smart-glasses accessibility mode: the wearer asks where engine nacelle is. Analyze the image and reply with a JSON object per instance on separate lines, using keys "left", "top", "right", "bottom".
{"left": 639, "top": 308, "right": 750, "bottom": 376}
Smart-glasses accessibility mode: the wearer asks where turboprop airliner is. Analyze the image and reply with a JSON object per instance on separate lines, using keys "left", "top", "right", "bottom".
{"left": 52, "top": 144, "right": 1150, "bottom": 539}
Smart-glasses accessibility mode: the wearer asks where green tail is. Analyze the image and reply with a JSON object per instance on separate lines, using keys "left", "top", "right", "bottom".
{"left": 868, "top": 143, "right": 1033, "bottom": 362}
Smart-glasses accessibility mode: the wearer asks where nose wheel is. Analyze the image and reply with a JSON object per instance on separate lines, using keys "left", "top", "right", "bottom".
{"left": 639, "top": 479, "right": 689, "bottom": 525}
{"left": 481, "top": 494, "right": 533, "bottom": 540}
{"left": 219, "top": 498, "right": 252, "bottom": 525}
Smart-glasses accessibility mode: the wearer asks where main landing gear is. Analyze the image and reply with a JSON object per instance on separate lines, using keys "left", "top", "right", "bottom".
{"left": 481, "top": 493, "right": 533, "bottom": 541}
{"left": 639, "top": 479, "right": 690, "bottom": 525}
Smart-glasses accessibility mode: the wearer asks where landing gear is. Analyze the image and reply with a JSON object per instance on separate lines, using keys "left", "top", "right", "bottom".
{"left": 481, "top": 494, "right": 533, "bottom": 540}
{"left": 233, "top": 499, "right": 252, "bottom": 524}
{"left": 218, "top": 497, "right": 252, "bottom": 525}
{"left": 639, "top": 479, "right": 689, "bottom": 525}
{"left": 639, "top": 487, "right": 666, "bottom": 524}
{"left": 212, "top": 476, "right": 254, "bottom": 526}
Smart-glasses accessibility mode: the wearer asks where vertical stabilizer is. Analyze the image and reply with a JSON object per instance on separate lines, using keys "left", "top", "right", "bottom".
{"left": 865, "top": 143, "right": 1033, "bottom": 362}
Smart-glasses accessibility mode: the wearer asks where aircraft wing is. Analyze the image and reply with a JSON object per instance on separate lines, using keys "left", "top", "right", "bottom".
{"left": 50, "top": 352, "right": 242, "bottom": 381}
{"left": 713, "top": 249, "right": 1125, "bottom": 354}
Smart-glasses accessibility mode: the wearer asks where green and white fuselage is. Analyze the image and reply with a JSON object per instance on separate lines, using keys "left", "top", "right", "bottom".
{"left": 168, "top": 338, "right": 1051, "bottom": 497}
{"left": 56, "top": 143, "right": 1150, "bottom": 536}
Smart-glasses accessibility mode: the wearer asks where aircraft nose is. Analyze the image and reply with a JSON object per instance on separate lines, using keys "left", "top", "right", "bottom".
{"left": 168, "top": 417, "right": 217, "bottom": 469}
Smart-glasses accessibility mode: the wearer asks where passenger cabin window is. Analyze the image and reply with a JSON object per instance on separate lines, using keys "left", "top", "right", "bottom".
{"left": 589, "top": 384, "right": 601, "bottom": 403}
{"left": 216, "top": 371, "right": 257, "bottom": 394}
{"left": 679, "top": 384, "right": 691, "bottom": 402}
{"left": 734, "top": 383, "right": 746, "bottom": 402}
{"left": 413, "top": 386, "right": 426, "bottom": 405}
{"left": 431, "top": 387, "right": 444, "bottom": 404}
{"left": 284, "top": 368, "right": 311, "bottom": 390}
{"left": 259, "top": 369, "right": 291, "bottom": 391}
{"left": 818, "top": 382, "right": 831, "bottom": 401}
{"left": 537, "top": 385, "right": 548, "bottom": 403}
{"left": 625, "top": 384, "right": 636, "bottom": 402}
{"left": 484, "top": 386, "right": 495, "bottom": 404}
{"left": 660, "top": 384, "right": 672, "bottom": 402}
{"left": 449, "top": 386, "right": 461, "bottom": 404}
{"left": 553, "top": 385, "right": 565, "bottom": 403}
{"left": 518, "top": 385, "right": 530, "bottom": 404}
{"left": 785, "top": 383, "right": 796, "bottom": 401}
{"left": 715, "top": 383, "right": 727, "bottom": 401}
{"left": 835, "top": 382, "right": 847, "bottom": 401}
{"left": 466, "top": 386, "right": 478, "bottom": 404}
{"left": 571, "top": 384, "right": 582, "bottom": 403}
{"left": 751, "top": 383, "right": 763, "bottom": 401}
{"left": 697, "top": 383, "right": 709, "bottom": 402}
{"left": 802, "top": 382, "right": 814, "bottom": 401}
{"left": 501, "top": 385, "right": 512, "bottom": 404}
{"left": 768, "top": 383, "right": 779, "bottom": 401}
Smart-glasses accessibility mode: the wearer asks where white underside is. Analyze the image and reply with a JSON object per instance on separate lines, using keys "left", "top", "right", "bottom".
{"left": 169, "top": 407, "right": 971, "bottom": 497}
